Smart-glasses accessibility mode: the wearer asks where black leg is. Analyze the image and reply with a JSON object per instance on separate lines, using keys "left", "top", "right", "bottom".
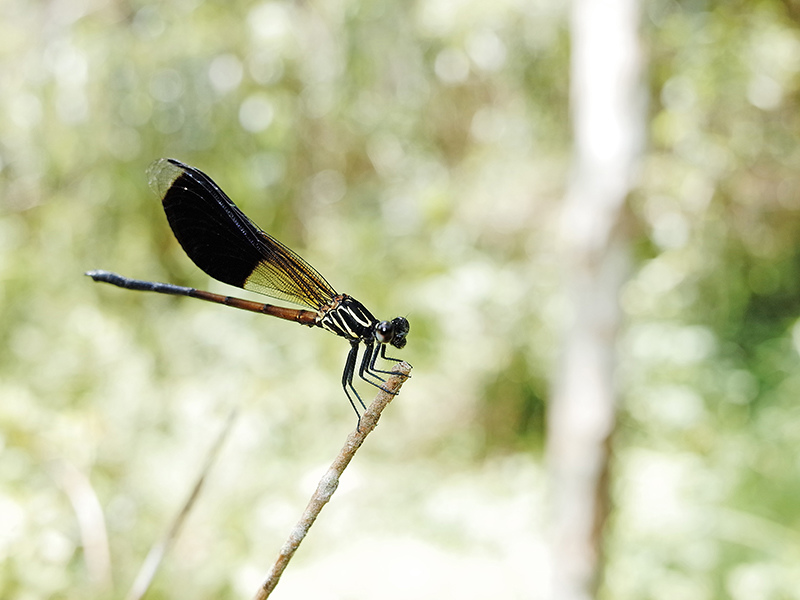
{"left": 379, "top": 344, "right": 404, "bottom": 364}
{"left": 359, "top": 342, "right": 385, "bottom": 385}
{"left": 368, "top": 344, "right": 411, "bottom": 378}
{"left": 358, "top": 342, "right": 398, "bottom": 396}
{"left": 342, "top": 341, "right": 367, "bottom": 417}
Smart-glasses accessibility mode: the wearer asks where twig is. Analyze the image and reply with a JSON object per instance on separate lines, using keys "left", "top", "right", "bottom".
{"left": 126, "top": 407, "right": 239, "bottom": 600}
{"left": 252, "top": 362, "right": 412, "bottom": 600}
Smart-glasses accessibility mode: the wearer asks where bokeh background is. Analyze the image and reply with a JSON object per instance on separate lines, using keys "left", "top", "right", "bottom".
{"left": 2, "top": 0, "right": 800, "bottom": 598}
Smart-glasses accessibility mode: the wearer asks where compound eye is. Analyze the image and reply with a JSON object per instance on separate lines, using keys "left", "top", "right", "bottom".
{"left": 390, "top": 317, "right": 409, "bottom": 349}
{"left": 375, "top": 320, "right": 394, "bottom": 344}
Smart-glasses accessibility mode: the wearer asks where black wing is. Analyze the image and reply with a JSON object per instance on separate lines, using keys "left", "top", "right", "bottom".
{"left": 148, "top": 158, "right": 338, "bottom": 310}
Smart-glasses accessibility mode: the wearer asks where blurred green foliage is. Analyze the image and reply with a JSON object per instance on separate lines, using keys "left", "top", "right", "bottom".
{"left": 2, "top": 0, "right": 800, "bottom": 598}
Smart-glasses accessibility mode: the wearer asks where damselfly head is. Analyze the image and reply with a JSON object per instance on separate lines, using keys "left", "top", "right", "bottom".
{"left": 375, "top": 317, "right": 409, "bottom": 349}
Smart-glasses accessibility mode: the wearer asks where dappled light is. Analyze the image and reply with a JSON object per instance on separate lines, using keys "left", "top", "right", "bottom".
{"left": 2, "top": 0, "right": 800, "bottom": 598}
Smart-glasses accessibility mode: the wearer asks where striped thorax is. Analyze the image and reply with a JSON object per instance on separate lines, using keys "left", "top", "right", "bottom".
{"left": 318, "top": 294, "right": 410, "bottom": 352}
{"left": 318, "top": 295, "right": 377, "bottom": 341}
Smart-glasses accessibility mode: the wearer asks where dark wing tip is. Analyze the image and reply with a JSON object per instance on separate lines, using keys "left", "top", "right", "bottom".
{"left": 143, "top": 158, "right": 338, "bottom": 308}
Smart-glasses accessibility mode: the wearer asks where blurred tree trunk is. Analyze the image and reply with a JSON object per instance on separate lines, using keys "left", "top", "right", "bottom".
{"left": 546, "top": 0, "right": 643, "bottom": 598}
